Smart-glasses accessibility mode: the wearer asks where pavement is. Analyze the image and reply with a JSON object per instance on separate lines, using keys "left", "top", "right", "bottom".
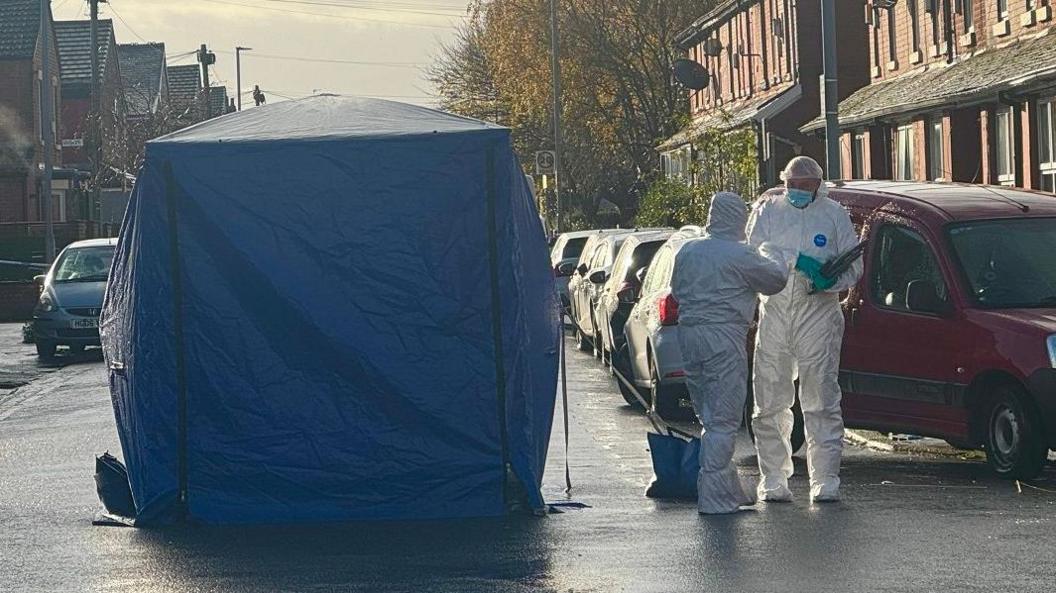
{"left": 1, "top": 321, "right": 1055, "bottom": 592}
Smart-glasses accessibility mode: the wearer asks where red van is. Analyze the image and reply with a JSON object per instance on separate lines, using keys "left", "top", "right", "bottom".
{"left": 829, "top": 181, "right": 1056, "bottom": 479}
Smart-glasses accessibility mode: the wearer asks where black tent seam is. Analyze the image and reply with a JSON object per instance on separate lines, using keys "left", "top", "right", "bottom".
{"left": 484, "top": 146, "right": 511, "bottom": 505}
{"left": 163, "top": 162, "right": 190, "bottom": 520}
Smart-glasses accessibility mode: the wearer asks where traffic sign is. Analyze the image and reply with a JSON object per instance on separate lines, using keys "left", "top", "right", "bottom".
{"left": 535, "top": 150, "right": 556, "bottom": 176}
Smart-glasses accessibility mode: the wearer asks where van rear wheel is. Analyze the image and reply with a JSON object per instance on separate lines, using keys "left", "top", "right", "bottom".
{"left": 984, "top": 385, "right": 1048, "bottom": 480}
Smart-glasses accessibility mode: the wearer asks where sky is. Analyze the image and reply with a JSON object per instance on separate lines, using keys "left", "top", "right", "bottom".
{"left": 52, "top": 0, "right": 470, "bottom": 108}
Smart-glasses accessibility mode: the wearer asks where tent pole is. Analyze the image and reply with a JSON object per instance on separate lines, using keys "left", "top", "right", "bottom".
{"left": 164, "top": 163, "right": 191, "bottom": 520}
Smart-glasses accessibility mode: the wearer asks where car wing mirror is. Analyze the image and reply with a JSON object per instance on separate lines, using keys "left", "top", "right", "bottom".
{"left": 635, "top": 266, "right": 649, "bottom": 285}
{"left": 557, "top": 262, "right": 576, "bottom": 277}
{"left": 617, "top": 286, "right": 637, "bottom": 304}
{"left": 588, "top": 269, "right": 609, "bottom": 284}
{"left": 577, "top": 263, "right": 589, "bottom": 276}
{"left": 906, "top": 279, "right": 951, "bottom": 316}
{"left": 33, "top": 274, "right": 46, "bottom": 287}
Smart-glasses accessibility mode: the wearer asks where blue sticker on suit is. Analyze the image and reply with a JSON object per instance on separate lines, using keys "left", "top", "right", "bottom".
{"left": 814, "top": 234, "right": 827, "bottom": 247}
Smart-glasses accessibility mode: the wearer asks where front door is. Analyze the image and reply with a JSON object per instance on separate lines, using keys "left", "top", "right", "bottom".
{"left": 841, "top": 220, "right": 972, "bottom": 441}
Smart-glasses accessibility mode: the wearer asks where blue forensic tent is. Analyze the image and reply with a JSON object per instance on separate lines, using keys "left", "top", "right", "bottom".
{"left": 100, "top": 95, "right": 560, "bottom": 524}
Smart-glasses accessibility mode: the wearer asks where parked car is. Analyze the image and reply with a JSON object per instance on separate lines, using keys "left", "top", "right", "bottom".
{"left": 593, "top": 230, "right": 673, "bottom": 400}
{"left": 568, "top": 229, "right": 634, "bottom": 349}
{"left": 550, "top": 230, "right": 601, "bottom": 313}
{"left": 31, "top": 238, "right": 118, "bottom": 360}
{"left": 623, "top": 227, "right": 703, "bottom": 416}
{"left": 825, "top": 180, "right": 1056, "bottom": 479}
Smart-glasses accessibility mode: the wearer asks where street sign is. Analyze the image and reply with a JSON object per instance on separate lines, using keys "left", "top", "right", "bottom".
{"left": 535, "top": 150, "right": 556, "bottom": 176}
{"left": 61, "top": 138, "right": 84, "bottom": 148}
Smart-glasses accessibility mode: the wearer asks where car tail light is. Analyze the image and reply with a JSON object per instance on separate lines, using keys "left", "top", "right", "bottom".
{"left": 658, "top": 293, "right": 679, "bottom": 326}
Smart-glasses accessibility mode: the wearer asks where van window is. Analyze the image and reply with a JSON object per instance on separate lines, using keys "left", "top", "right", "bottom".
{"left": 871, "top": 225, "right": 948, "bottom": 311}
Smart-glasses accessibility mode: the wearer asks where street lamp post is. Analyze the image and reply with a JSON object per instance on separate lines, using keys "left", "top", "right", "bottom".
{"left": 821, "top": 0, "right": 841, "bottom": 178}
{"left": 41, "top": 0, "right": 56, "bottom": 262}
{"left": 236, "top": 46, "right": 252, "bottom": 111}
{"left": 549, "top": 0, "right": 564, "bottom": 234}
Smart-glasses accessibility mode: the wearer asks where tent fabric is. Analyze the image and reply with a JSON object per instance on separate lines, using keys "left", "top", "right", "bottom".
{"left": 100, "top": 95, "right": 559, "bottom": 525}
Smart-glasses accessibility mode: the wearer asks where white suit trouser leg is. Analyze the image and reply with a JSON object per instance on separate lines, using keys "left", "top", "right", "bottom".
{"left": 679, "top": 325, "right": 752, "bottom": 514}
{"left": 796, "top": 306, "right": 845, "bottom": 497}
{"left": 751, "top": 335, "right": 796, "bottom": 495}
{"left": 753, "top": 300, "right": 845, "bottom": 498}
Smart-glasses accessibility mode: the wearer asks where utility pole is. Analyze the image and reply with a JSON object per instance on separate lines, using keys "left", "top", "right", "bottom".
{"left": 235, "top": 46, "right": 251, "bottom": 111}
{"left": 89, "top": 0, "right": 105, "bottom": 226}
{"left": 820, "top": 0, "right": 841, "bottom": 178}
{"left": 198, "top": 44, "right": 215, "bottom": 120}
{"left": 41, "top": 0, "right": 56, "bottom": 261}
{"left": 549, "top": 0, "right": 564, "bottom": 234}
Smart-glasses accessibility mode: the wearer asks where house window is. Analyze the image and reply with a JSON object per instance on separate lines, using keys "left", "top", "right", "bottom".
{"left": 997, "top": 0, "right": 1009, "bottom": 19}
{"left": 887, "top": 7, "right": 898, "bottom": 62}
{"left": 909, "top": 0, "right": 920, "bottom": 52}
{"left": 959, "top": 0, "right": 974, "bottom": 31}
{"left": 896, "top": 124, "right": 916, "bottom": 180}
{"left": 1038, "top": 98, "right": 1056, "bottom": 192}
{"left": 852, "top": 132, "right": 866, "bottom": 179}
{"left": 995, "top": 107, "right": 1016, "bottom": 186}
{"left": 929, "top": 0, "right": 940, "bottom": 47}
{"left": 928, "top": 118, "right": 946, "bottom": 181}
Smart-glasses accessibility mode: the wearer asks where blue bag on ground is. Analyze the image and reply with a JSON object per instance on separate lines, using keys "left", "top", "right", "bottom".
{"left": 99, "top": 96, "right": 559, "bottom": 525}
{"left": 645, "top": 431, "right": 700, "bottom": 499}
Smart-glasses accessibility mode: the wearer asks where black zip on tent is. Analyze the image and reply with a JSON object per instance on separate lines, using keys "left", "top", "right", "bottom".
{"left": 163, "top": 162, "right": 191, "bottom": 519}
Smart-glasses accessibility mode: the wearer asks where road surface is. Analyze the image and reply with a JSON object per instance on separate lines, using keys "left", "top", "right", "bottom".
{"left": 1, "top": 323, "right": 1054, "bottom": 592}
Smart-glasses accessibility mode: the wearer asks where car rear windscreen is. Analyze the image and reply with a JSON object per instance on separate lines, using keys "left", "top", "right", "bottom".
{"left": 562, "top": 237, "right": 588, "bottom": 259}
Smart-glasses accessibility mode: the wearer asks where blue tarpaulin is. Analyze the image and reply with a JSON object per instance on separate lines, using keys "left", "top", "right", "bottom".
{"left": 100, "top": 95, "right": 559, "bottom": 525}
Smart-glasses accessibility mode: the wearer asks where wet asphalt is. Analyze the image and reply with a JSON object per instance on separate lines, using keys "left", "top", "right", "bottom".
{"left": 1, "top": 322, "right": 1055, "bottom": 593}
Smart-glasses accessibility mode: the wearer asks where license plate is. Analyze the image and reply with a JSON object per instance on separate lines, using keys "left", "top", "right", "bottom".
{"left": 70, "top": 318, "right": 99, "bottom": 329}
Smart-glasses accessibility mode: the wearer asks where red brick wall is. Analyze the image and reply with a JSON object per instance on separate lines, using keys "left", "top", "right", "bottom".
{"left": 868, "top": 0, "right": 1056, "bottom": 82}
{"left": 0, "top": 281, "right": 39, "bottom": 322}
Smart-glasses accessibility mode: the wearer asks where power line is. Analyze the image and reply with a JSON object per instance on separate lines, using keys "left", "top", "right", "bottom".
{"left": 258, "top": 0, "right": 466, "bottom": 17}
{"left": 106, "top": 1, "right": 150, "bottom": 43}
{"left": 201, "top": 0, "right": 463, "bottom": 29}
{"left": 213, "top": 49, "right": 422, "bottom": 68}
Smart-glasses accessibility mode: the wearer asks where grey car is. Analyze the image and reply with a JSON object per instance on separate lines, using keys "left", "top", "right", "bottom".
{"left": 622, "top": 226, "right": 703, "bottom": 416}
{"left": 550, "top": 230, "right": 600, "bottom": 313}
{"left": 592, "top": 230, "right": 673, "bottom": 402}
{"left": 32, "top": 238, "right": 118, "bottom": 360}
{"left": 569, "top": 230, "right": 635, "bottom": 352}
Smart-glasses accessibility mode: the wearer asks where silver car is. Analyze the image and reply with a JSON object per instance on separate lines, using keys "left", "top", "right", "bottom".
{"left": 550, "top": 230, "right": 599, "bottom": 313}
{"left": 592, "top": 230, "right": 673, "bottom": 400}
{"left": 31, "top": 238, "right": 118, "bottom": 360}
{"left": 622, "top": 226, "right": 703, "bottom": 416}
{"left": 569, "top": 230, "right": 634, "bottom": 352}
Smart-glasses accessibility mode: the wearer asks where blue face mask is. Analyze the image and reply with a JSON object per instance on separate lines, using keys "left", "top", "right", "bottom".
{"left": 787, "top": 188, "right": 814, "bottom": 209}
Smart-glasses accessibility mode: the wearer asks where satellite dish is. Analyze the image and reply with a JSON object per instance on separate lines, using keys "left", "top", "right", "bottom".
{"left": 672, "top": 59, "right": 710, "bottom": 91}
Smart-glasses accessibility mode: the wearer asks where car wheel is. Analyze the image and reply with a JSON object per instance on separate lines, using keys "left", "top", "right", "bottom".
{"left": 983, "top": 385, "right": 1047, "bottom": 480}
{"left": 36, "top": 341, "right": 57, "bottom": 361}
{"left": 744, "top": 381, "right": 806, "bottom": 455}
{"left": 591, "top": 314, "right": 602, "bottom": 361}
{"left": 650, "top": 358, "right": 681, "bottom": 419}
{"left": 575, "top": 327, "right": 591, "bottom": 352}
{"left": 612, "top": 345, "right": 643, "bottom": 409}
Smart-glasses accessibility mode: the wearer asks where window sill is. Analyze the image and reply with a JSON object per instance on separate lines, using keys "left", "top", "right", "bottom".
{"left": 871, "top": 65, "right": 882, "bottom": 78}
{"left": 910, "top": 50, "right": 924, "bottom": 64}
{"left": 960, "top": 30, "right": 976, "bottom": 48}
{"left": 930, "top": 43, "right": 948, "bottom": 58}
{"left": 1021, "top": 11, "right": 1037, "bottom": 27}
{"left": 1036, "top": 6, "right": 1053, "bottom": 22}
{"left": 992, "top": 19, "right": 1011, "bottom": 38}
{"left": 887, "top": 60, "right": 899, "bottom": 71}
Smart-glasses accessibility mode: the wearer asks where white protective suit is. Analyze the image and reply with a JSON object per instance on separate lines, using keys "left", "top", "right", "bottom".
{"left": 747, "top": 176, "right": 863, "bottom": 502}
{"left": 672, "top": 192, "right": 793, "bottom": 514}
